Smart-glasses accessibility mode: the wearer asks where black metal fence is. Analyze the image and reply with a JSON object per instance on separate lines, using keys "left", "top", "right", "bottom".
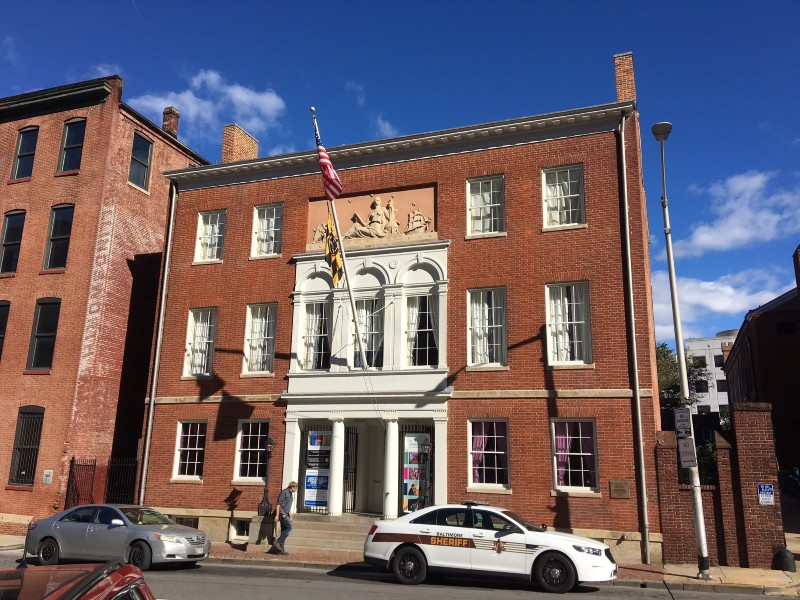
{"left": 105, "top": 458, "right": 139, "bottom": 504}
{"left": 65, "top": 458, "right": 96, "bottom": 508}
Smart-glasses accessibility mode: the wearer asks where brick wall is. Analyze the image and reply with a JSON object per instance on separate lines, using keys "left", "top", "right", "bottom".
{"left": 221, "top": 124, "right": 258, "bottom": 163}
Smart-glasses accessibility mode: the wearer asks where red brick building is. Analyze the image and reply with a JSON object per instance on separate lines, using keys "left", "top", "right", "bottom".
{"left": 0, "top": 77, "right": 205, "bottom": 531}
{"left": 142, "top": 53, "right": 662, "bottom": 560}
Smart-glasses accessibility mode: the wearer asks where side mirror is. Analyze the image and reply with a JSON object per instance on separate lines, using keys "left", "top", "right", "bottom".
{"left": 110, "top": 519, "right": 125, "bottom": 527}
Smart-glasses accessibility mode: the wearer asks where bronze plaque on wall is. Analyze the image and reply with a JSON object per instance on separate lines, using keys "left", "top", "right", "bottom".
{"left": 609, "top": 480, "right": 630, "bottom": 499}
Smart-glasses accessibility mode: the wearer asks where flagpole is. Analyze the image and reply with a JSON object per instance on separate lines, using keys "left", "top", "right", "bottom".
{"left": 311, "top": 107, "right": 370, "bottom": 372}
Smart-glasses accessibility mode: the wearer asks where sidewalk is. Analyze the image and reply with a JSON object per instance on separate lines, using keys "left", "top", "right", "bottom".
{"left": 2, "top": 534, "right": 797, "bottom": 596}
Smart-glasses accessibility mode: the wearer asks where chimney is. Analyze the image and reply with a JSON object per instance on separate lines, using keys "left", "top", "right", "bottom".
{"left": 221, "top": 124, "right": 259, "bottom": 163}
{"left": 614, "top": 52, "right": 636, "bottom": 102}
{"left": 793, "top": 245, "right": 800, "bottom": 290}
{"left": 162, "top": 106, "right": 180, "bottom": 138}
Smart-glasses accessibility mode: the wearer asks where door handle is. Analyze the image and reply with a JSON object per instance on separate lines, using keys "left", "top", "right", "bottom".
{"left": 473, "top": 533, "right": 485, "bottom": 538}
{"left": 420, "top": 529, "right": 431, "bottom": 534}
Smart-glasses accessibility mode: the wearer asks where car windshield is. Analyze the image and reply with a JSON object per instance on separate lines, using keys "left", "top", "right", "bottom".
{"left": 120, "top": 507, "right": 173, "bottom": 525}
{"left": 500, "top": 510, "right": 546, "bottom": 532}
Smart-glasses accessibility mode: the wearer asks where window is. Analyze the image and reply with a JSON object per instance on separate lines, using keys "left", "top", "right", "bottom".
{"left": 43, "top": 205, "right": 74, "bottom": 270}
{"left": 235, "top": 420, "right": 270, "bottom": 479}
{"left": 231, "top": 519, "right": 250, "bottom": 539}
{"left": 60, "top": 507, "right": 96, "bottom": 523}
{"left": 59, "top": 119, "right": 86, "bottom": 172}
{"left": 469, "top": 420, "right": 509, "bottom": 488}
{"left": 468, "top": 288, "right": 506, "bottom": 366}
{"left": 8, "top": 406, "right": 44, "bottom": 486}
{"left": 174, "top": 421, "right": 207, "bottom": 479}
{"left": 694, "top": 355, "right": 707, "bottom": 368}
{"left": 0, "top": 301, "right": 8, "bottom": 361}
{"left": 716, "top": 379, "right": 728, "bottom": 393}
{"left": 1, "top": 211, "right": 25, "bottom": 274}
{"left": 185, "top": 308, "right": 216, "bottom": 376}
{"left": 355, "top": 298, "right": 384, "bottom": 368}
{"left": 714, "top": 354, "right": 724, "bottom": 368}
{"left": 252, "top": 204, "right": 283, "bottom": 256}
{"left": 244, "top": 303, "right": 276, "bottom": 373}
{"left": 27, "top": 298, "right": 61, "bottom": 370}
{"left": 12, "top": 127, "right": 38, "bottom": 179}
{"left": 302, "top": 302, "right": 331, "bottom": 370}
{"left": 543, "top": 165, "right": 584, "bottom": 227}
{"left": 173, "top": 516, "right": 199, "bottom": 528}
{"left": 695, "top": 379, "right": 709, "bottom": 393}
{"left": 407, "top": 295, "right": 438, "bottom": 367}
{"left": 551, "top": 419, "right": 597, "bottom": 491}
{"left": 546, "top": 282, "right": 591, "bottom": 364}
{"left": 128, "top": 133, "right": 153, "bottom": 190}
{"left": 195, "top": 210, "right": 226, "bottom": 262}
{"left": 468, "top": 176, "right": 505, "bottom": 234}
{"left": 95, "top": 506, "right": 123, "bottom": 525}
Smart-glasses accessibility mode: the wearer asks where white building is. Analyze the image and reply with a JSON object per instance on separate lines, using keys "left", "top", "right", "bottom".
{"left": 685, "top": 330, "right": 738, "bottom": 415}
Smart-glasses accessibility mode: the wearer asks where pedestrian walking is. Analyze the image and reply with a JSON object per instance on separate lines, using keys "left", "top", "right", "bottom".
{"left": 273, "top": 481, "right": 298, "bottom": 554}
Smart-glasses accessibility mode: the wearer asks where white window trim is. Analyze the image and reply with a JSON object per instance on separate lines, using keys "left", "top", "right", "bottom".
{"left": 550, "top": 418, "right": 599, "bottom": 493}
{"left": 467, "top": 287, "right": 507, "bottom": 367}
{"left": 541, "top": 164, "right": 585, "bottom": 230}
{"left": 232, "top": 419, "right": 270, "bottom": 483}
{"left": 404, "top": 293, "right": 441, "bottom": 369}
{"left": 194, "top": 210, "right": 227, "bottom": 263}
{"left": 251, "top": 203, "right": 284, "bottom": 258}
{"left": 466, "top": 419, "right": 511, "bottom": 492}
{"left": 545, "top": 281, "right": 592, "bottom": 366}
{"left": 466, "top": 175, "right": 505, "bottom": 235}
{"left": 229, "top": 518, "right": 251, "bottom": 541}
{"left": 172, "top": 420, "right": 207, "bottom": 481}
{"left": 242, "top": 303, "right": 277, "bottom": 374}
{"left": 352, "top": 295, "right": 386, "bottom": 369}
{"left": 184, "top": 308, "right": 217, "bottom": 377}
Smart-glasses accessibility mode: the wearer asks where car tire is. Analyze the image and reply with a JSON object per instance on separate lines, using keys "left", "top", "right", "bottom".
{"left": 128, "top": 541, "right": 152, "bottom": 571}
{"left": 534, "top": 551, "right": 577, "bottom": 594}
{"left": 37, "top": 538, "right": 60, "bottom": 566}
{"left": 392, "top": 546, "right": 427, "bottom": 585}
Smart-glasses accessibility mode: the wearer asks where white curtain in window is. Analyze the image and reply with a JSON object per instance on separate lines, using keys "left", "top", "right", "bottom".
{"left": 428, "top": 295, "right": 439, "bottom": 351}
{"left": 304, "top": 304, "right": 321, "bottom": 369}
{"left": 406, "top": 296, "right": 420, "bottom": 363}
{"left": 471, "top": 292, "right": 489, "bottom": 364}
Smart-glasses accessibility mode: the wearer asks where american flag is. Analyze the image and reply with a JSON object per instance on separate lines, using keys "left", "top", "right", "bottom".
{"left": 315, "top": 130, "right": 343, "bottom": 201}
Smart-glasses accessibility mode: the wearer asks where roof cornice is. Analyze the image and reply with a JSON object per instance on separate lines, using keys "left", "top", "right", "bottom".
{"left": 0, "top": 77, "right": 119, "bottom": 123}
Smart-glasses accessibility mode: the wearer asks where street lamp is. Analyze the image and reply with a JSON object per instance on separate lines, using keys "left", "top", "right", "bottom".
{"left": 418, "top": 440, "right": 433, "bottom": 510}
{"left": 257, "top": 436, "right": 276, "bottom": 517}
{"left": 652, "top": 122, "right": 711, "bottom": 581}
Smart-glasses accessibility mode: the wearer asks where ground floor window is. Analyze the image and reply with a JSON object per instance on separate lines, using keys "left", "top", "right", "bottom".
{"left": 8, "top": 406, "right": 44, "bottom": 486}
{"left": 551, "top": 419, "right": 597, "bottom": 491}
{"left": 468, "top": 420, "right": 509, "bottom": 489}
{"left": 174, "top": 421, "right": 207, "bottom": 480}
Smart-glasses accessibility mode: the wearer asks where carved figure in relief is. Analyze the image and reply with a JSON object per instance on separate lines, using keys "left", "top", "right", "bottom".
{"left": 312, "top": 222, "right": 327, "bottom": 243}
{"left": 405, "top": 205, "right": 431, "bottom": 234}
{"left": 385, "top": 196, "right": 401, "bottom": 234}
{"left": 344, "top": 196, "right": 391, "bottom": 239}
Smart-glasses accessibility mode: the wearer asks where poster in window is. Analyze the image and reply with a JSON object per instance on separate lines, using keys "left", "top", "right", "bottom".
{"left": 403, "top": 433, "right": 431, "bottom": 513}
{"left": 304, "top": 431, "right": 331, "bottom": 507}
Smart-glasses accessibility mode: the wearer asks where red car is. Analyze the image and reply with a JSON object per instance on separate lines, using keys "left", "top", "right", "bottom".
{"left": 0, "top": 560, "right": 156, "bottom": 599}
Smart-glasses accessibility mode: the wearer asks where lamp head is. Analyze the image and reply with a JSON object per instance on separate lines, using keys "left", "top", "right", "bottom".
{"left": 265, "top": 436, "right": 276, "bottom": 454}
{"left": 652, "top": 122, "right": 673, "bottom": 142}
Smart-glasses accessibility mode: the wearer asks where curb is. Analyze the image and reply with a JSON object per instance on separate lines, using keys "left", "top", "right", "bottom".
{"left": 204, "top": 557, "right": 371, "bottom": 571}
{"left": 0, "top": 545, "right": 23, "bottom": 552}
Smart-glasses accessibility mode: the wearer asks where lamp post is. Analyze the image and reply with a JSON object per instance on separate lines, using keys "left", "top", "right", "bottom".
{"left": 257, "top": 436, "right": 276, "bottom": 517}
{"left": 652, "top": 122, "right": 711, "bottom": 581}
{"left": 418, "top": 439, "right": 432, "bottom": 511}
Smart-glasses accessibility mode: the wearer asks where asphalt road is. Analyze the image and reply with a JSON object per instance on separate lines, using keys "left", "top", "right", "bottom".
{"left": 0, "top": 550, "right": 792, "bottom": 599}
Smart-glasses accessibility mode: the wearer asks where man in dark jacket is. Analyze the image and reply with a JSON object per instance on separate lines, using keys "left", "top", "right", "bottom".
{"left": 273, "top": 481, "right": 298, "bottom": 554}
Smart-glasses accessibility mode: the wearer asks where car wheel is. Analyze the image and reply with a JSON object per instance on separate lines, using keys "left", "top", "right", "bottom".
{"left": 128, "top": 541, "right": 152, "bottom": 571}
{"left": 37, "top": 538, "right": 60, "bottom": 566}
{"left": 534, "top": 551, "right": 577, "bottom": 594}
{"left": 392, "top": 546, "right": 427, "bottom": 585}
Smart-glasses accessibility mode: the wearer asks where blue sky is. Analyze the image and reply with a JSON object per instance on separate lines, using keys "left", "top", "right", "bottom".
{"left": 2, "top": 1, "right": 798, "bottom": 346}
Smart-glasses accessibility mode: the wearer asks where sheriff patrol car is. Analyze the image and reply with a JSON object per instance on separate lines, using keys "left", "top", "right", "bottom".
{"left": 363, "top": 501, "right": 617, "bottom": 593}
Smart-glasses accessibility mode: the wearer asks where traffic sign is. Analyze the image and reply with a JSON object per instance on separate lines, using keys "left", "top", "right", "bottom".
{"left": 678, "top": 437, "right": 697, "bottom": 468}
{"left": 674, "top": 407, "right": 692, "bottom": 438}
{"left": 758, "top": 483, "right": 775, "bottom": 506}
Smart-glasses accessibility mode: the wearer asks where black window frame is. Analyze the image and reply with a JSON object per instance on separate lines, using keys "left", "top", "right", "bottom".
{"left": 8, "top": 406, "right": 44, "bottom": 486}
{"left": 12, "top": 127, "right": 38, "bottom": 180}
{"left": 27, "top": 298, "right": 61, "bottom": 371}
{"left": 0, "top": 301, "right": 9, "bottom": 361}
{"left": 43, "top": 205, "right": 75, "bottom": 271}
{"left": 128, "top": 132, "right": 153, "bottom": 190}
{"left": 59, "top": 119, "right": 86, "bottom": 172}
{"left": 0, "top": 211, "right": 26, "bottom": 274}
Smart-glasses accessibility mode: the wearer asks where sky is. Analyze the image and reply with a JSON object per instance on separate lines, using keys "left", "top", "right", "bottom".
{"left": 2, "top": 1, "right": 798, "bottom": 347}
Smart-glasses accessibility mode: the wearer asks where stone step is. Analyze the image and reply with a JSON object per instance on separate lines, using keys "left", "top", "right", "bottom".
{"left": 292, "top": 520, "right": 376, "bottom": 534}
{"left": 287, "top": 536, "right": 365, "bottom": 552}
{"left": 290, "top": 528, "right": 366, "bottom": 542}
{"left": 294, "top": 512, "right": 379, "bottom": 525}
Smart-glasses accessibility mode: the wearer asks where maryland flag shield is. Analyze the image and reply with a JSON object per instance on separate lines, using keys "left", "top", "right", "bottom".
{"left": 325, "top": 210, "right": 344, "bottom": 286}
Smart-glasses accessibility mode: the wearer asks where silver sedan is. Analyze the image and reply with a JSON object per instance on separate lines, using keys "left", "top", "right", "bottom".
{"left": 25, "top": 504, "right": 210, "bottom": 570}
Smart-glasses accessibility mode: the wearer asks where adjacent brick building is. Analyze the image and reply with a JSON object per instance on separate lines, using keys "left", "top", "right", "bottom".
{"left": 0, "top": 77, "right": 205, "bottom": 532}
{"left": 141, "top": 53, "right": 662, "bottom": 560}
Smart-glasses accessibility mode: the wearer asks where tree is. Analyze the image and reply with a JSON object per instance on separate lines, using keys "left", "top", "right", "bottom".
{"left": 655, "top": 342, "right": 712, "bottom": 409}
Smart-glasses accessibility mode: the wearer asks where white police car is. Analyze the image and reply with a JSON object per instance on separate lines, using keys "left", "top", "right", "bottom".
{"left": 363, "top": 501, "right": 617, "bottom": 593}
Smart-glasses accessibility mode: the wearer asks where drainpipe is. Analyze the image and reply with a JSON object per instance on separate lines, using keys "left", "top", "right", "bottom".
{"left": 617, "top": 111, "right": 651, "bottom": 563}
{"left": 138, "top": 182, "right": 178, "bottom": 505}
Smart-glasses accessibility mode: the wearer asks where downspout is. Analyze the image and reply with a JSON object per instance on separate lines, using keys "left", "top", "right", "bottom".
{"left": 618, "top": 111, "right": 651, "bottom": 563}
{"left": 138, "top": 182, "right": 178, "bottom": 505}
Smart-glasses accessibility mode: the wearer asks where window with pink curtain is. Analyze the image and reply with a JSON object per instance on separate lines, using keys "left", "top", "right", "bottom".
{"left": 470, "top": 421, "right": 508, "bottom": 486}
{"left": 553, "top": 420, "right": 596, "bottom": 490}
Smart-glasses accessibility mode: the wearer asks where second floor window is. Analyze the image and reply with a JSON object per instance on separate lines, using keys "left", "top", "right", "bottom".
{"left": 185, "top": 308, "right": 217, "bottom": 376}
{"left": 355, "top": 298, "right": 385, "bottom": 368}
{"left": 128, "top": 133, "right": 153, "bottom": 190}
{"left": 468, "top": 288, "right": 507, "bottom": 366}
{"left": 407, "top": 295, "right": 438, "bottom": 367}
{"left": 0, "top": 301, "right": 9, "bottom": 361}
{"left": 543, "top": 165, "right": 585, "bottom": 227}
{"left": 0, "top": 211, "right": 25, "bottom": 274}
{"left": 468, "top": 176, "right": 505, "bottom": 235}
{"left": 546, "top": 282, "right": 591, "bottom": 365}
{"left": 27, "top": 298, "right": 61, "bottom": 370}
{"left": 8, "top": 406, "right": 44, "bottom": 486}
{"left": 12, "top": 127, "right": 38, "bottom": 179}
{"left": 302, "top": 302, "right": 331, "bottom": 370}
{"left": 244, "top": 303, "right": 276, "bottom": 373}
{"left": 195, "top": 210, "right": 226, "bottom": 262}
{"left": 43, "top": 205, "right": 74, "bottom": 270}
{"left": 59, "top": 119, "right": 86, "bottom": 172}
{"left": 252, "top": 204, "right": 283, "bottom": 256}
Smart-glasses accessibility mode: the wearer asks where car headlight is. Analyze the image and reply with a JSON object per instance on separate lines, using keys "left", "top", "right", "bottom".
{"left": 572, "top": 545, "right": 603, "bottom": 556}
{"left": 154, "top": 534, "right": 182, "bottom": 543}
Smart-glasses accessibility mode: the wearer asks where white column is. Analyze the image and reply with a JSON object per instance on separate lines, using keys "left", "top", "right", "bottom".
{"left": 434, "top": 417, "right": 448, "bottom": 505}
{"left": 328, "top": 418, "right": 345, "bottom": 516}
{"left": 283, "top": 416, "right": 302, "bottom": 513}
{"left": 383, "top": 418, "right": 399, "bottom": 519}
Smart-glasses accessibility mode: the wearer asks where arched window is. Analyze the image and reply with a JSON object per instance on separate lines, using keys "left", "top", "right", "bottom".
{"left": 0, "top": 211, "right": 25, "bottom": 274}
{"left": 12, "top": 127, "right": 38, "bottom": 179}
{"left": 59, "top": 118, "right": 86, "bottom": 172}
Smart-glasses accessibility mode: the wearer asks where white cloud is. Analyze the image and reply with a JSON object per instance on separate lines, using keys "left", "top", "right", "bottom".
{"left": 651, "top": 268, "right": 794, "bottom": 342}
{"left": 374, "top": 114, "right": 398, "bottom": 138}
{"left": 672, "top": 171, "right": 800, "bottom": 258}
{"left": 345, "top": 81, "right": 366, "bottom": 106}
{"left": 128, "top": 70, "right": 286, "bottom": 151}
{"left": 2, "top": 35, "right": 17, "bottom": 65}
{"left": 87, "top": 63, "right": 123, "bottom": 78}
{"left": 267, "top": 144, "right": 297, "bottom": 156}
